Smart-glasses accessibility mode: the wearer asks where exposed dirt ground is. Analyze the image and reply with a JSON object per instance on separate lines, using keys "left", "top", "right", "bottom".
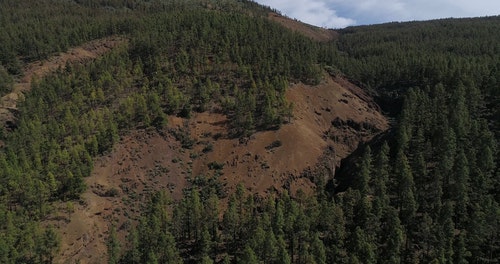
{"left": 53, "top": 130, "right": 191, "bottom": 263}
{"left": 190, "top": 75, "right": 388, "bottom": 196}
{"left": 53, "top": 73, "right": 388, "bottom": 263}
{"left": 0, "top": 36, "right": 125, "bottom": 127}
{"left": 2, "top": 26, "right": 386, "bottom": 264}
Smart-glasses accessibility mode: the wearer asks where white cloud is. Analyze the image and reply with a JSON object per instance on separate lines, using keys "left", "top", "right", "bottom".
{"left": 256, "top": 0, "right": 357, "bottom": 28}
{"left": 254, "top": 0, "right": 500, "bottom": 28}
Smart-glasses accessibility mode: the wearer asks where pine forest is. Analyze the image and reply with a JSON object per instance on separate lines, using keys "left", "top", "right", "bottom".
{"left": 0, "top": 0, "right": 498, "bottom": 263}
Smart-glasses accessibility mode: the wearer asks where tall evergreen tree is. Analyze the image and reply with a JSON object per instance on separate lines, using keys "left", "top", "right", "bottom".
{"left": 107, "top": 225, "right": 120, "bottom": 264}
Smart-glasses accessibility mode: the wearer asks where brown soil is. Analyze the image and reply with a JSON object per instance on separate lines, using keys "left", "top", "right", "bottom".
{"left": 0, "top": 36, "right": 126, "bottom": 263}
{"left": 8, "top": 32, "right": 387, "bottom": 264}
{"left": 54, "top": 73, "right": 388, "bottom": 263}
{"left": 268, "top": 12, "right": 338, "bottom": 42}
{"left": 53, "top": 130, "right": 191, "bottom": 264}
{"left": 189, "top": 76, "right": 387, "bottom": 197}
{"left": 0, "top": 36, "right": 126, "bottom": 127}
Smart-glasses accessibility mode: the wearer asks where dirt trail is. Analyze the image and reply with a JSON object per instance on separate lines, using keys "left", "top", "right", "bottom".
{"left": 0, "top": 36, "right": 125, "bottom": 126}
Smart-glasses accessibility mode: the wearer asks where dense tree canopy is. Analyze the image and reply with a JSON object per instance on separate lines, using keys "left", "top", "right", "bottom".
{"left": 0, "top": 0, "right": 498, "bottom": 263}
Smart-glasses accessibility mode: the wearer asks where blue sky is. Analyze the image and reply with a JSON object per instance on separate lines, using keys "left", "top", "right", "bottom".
{"left": 253, "top": 0, "right": 500, "bottom": 28}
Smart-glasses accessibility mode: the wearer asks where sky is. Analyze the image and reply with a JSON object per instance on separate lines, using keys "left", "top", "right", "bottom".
{"left": 253, "top": 0, "right": 500, "bottom": 28}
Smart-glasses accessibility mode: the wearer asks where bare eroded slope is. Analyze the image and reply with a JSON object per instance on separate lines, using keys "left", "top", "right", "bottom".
{"left": 54, "top": 74, "right": 388, "bottom": 263}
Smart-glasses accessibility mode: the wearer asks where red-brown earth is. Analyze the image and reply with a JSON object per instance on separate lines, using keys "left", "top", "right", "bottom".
{"left": 0, "top": 19, "right": 388, "bottom": 264}
{"left": 53, "top": 73, "right": 388, "bottom": 263}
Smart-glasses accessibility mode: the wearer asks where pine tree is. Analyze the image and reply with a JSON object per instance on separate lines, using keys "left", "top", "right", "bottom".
{"left": 449, "top": 82, "right": 469, "bottom": 140}
{"left": 189, "top": 189, "right": 203, "bottom": 240}
{"left": 453, "top": 232, "right": 470, "bottom": 264}
{"left": 357, "top": 146, "right": 372, "bottom": 196}
{"left": 324, "top": 202, "right": 347, "bottom": 263}
{"left": 452, "top": 147, "right": 470, "bottom": 228}
{"left": 438, "top": 201, "right": 455, "bottom": 263}
{"left": 126, "top": 227, "right": 141, "bottom": 264}
{"left": 107, "top": 225, "right": 120, "bottom": 264}
{"left": 311, "top": 232, "right": 327, "bottom": 264}
{"left": 223, "top": 196, "right": 239, "bottom": 250}
{"left": 381, "top": 207, "right": 403, "bottom": 264}
{"left": 274, "top": 199, "right": 285, "bottom": 236}
{"left": 204, "top": 189, "right": 219, "bottom": 246}
{"left": 276, "top": 235, "right": 291, "bottom": 264}
{"left": 263, "top": 230, "right": 278, "bottom": 263}
{"left": 37, "top": 226, "right": 60, "bottom": 264}
{"left": 395, "top": 150, "right": 417, "bottom": 226}
{"left": 199, "top": 227, "right": 212, "bottom": 260}
{"left": 349, "top": 227, "right": 375, "bottom": 264}
{"left": 200, "top": 256, "right": 214, "bottom": 264}
{"left": 160, "top": 231, "right": 183, "bottom": 264}
{"left": 394, "top": 150, "right": 417, "bottom": 261}
{"left": 373, "top": 141, "right": 390, "bottom": 218}
{"left": 145, "top": 251, "right": 159, "bottom": 264}
{"left": 240, "top": 245, "right": 259, "bottom": 264}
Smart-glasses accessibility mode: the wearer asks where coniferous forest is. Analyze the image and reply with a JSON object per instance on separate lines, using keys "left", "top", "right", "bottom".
{"left": 0, "top": 0, "right": 498, "bottom": 263}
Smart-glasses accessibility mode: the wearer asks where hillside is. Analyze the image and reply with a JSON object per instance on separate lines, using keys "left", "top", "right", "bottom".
{"left": 268, "top": 12, "right": 338, "bottom": 42}
{"left": 0, "top": 37, "right": 125, "bottom": 130}
{"left": 53, "top": 73, "right": 387, "bottom": 263}
{"left": 0, "top": 1, "right": 498, "bottom": 264}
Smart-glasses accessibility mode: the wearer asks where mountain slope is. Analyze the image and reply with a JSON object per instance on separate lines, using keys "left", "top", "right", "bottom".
{"left": 0, "top": 37, "right": 125, "bottom": 129}
{"left": 54, "top": 72, "right": 387, "bottom": 263}
{"left": 0, "top": 2, "right": 388, "bottom": 263}
{"left": 268, "top": 12, "right": 338, "bottom": 42}
{"left": 0, "top": 1, "right": 498, "bottom": 264}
